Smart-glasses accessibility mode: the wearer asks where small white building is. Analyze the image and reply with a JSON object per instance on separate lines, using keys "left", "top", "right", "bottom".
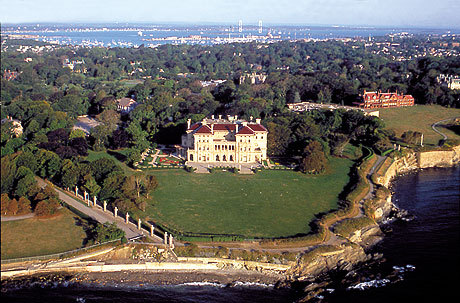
{"left": 116, "top": 98, "right": 138, "bottom": 113}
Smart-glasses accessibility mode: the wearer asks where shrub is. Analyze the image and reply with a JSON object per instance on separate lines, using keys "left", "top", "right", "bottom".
{"left": 333, "top": 217, "right": 375, "bottom": 238}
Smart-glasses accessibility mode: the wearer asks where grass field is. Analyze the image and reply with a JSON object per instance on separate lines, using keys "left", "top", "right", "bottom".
{"left": 145, "top": 157, "right": 353, "bottom": 238}
{"left": 379, "top": 105, "right": 460, "bottom": 146}
{"left": 1, "top": 208, "right": 87, "bottom": 259}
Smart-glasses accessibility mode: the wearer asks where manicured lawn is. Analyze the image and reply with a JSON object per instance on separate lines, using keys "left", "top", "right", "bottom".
{"left": 146, "top": 157, "right": 353, "bottom": 238}
{"left": 1, "top": 208, "right": 87, "bottom": 259}
{"left": 379, "top": 105, "right": 460, "bottom": 146}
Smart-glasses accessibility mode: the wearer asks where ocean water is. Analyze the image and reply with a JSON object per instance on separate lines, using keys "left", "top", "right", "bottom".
{"left": 4, "top": 24, "right": 454, "bottom": 47}
{"left": 327, "top": 166, "right": 460, "bottom": 302}
{"left": 2, "top": 166, "right": 459, "bottom": 302}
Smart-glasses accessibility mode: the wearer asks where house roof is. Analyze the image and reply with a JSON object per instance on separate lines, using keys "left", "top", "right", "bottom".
{"left": 213, "top": 124, "right": 237, "bottom": 131}
{"left": 117, "top": 98, "right": 137, "bottom": 107}
{"left": 248, "top": 124, "right": 267, "bottom": 132}
{"left": 195, "top": 125, "right": 212, "bottom": 134}
{"left": 187, "top": 120, "right": 267, "bottom": 135}
{"left": 236, "top": 126, "right": 255, "bottom": 135}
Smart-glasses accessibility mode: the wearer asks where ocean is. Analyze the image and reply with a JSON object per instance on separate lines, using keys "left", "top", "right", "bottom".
{"left": 2, "top": 166, "right": 459, "bottom": 302}
{"left": 3, "top": 24, "right": 456, "bottom": 47}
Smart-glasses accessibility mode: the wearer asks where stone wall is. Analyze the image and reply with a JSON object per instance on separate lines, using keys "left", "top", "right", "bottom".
{"left": 418, "top": 145, "right": 460, "bottom": 168}
{"left": 376, "top": 145, "right": 460, "bottom": 188}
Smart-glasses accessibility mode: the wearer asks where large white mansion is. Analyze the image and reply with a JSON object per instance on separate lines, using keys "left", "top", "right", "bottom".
{"left": 180, "top": 115, "right": 268, "bottom": 164}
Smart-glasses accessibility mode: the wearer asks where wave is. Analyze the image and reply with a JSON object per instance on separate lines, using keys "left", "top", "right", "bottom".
{"left": 347, "top": 279, "right": 391, "bottom": 291}
{"left": 178, "top": 282, "right": 226, "bottom": 288}
{"left": 231, "top": 281, "right": 275, "bottom": 288}
{"left": 177, "top": 281, "right": 275, "bottom": 289}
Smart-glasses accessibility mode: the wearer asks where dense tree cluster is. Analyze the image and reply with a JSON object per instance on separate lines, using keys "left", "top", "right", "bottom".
{"left": 1, "top": 37, "right": 458, "bottom": 210}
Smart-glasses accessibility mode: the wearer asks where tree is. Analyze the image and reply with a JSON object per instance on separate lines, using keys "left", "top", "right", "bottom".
{"left": 90, "top": 157, "right": 121, "bottom": 183}
{"left": 90, "top": 124, "right": 112, "bottom": 151}
{"left": 69, "top": 129, "right": 86, "bottom": 140}
{"left": 60, "top": 159, "right": 79, "bottom": 188}
{"left": 36, "top": 149, "right": 62, "bottom": 179}
{"left": 34, "top": 198, "right": 60, "bottom": 217}
{"left": 1, "top": 193, "right": 11, "bottom": 215}
{"left": 99, "top": 172, "right": 125, "bottom": 201}
{"left": 110, "top": 129, "right": 130, "bottom": 149}
{"left": 266, "top": 121, "right": 291, "bottom": 156}
{"left": 15, "top": 151, "right": 39, "bottom": 174}
{"left": 1, "top": 154, "right": 17, "bottom": 194}
{"left": 94, "top": 222, "right": 125, "bottom": 243}
{"left": 14, "top": 166, "right": 37, "bottom": 198}
{"left": 83, "top": 177, "right": 101, "bottom": 198}
{"left": 125, "top": 148, "right": 141, "bottom": 166}
{"left": 17, "top": 196, "right": 32, "bottom": 215}
{"left": 300, "top": 141, "right": 328, "bottom": 174}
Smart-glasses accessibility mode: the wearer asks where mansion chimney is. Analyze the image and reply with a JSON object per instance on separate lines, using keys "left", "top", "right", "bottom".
{"left": 187, "top": 119, "right": 191, "bottom": 129}
{"left": 256, "top": 118, "right": 261, "bottom": 124}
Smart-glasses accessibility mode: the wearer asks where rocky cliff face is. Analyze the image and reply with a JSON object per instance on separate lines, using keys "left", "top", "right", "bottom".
{"left": 372, "top": 195, "right": 395, "bottom": 221}
{"left": 288, "top": 244, "right": 371, "bottom": 281}
{"left": 418, "top": 145, "right": 460, "bottom": 168}
{"left": 376, "top": 145, "right": 460, "bottom": 188}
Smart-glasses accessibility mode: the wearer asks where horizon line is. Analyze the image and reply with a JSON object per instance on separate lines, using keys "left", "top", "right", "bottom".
{"left": 2, "top": 21, "right": 460, "bottom": 31}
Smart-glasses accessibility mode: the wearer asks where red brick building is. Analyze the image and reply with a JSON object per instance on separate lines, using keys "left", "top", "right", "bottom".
{"left": 356, "top": 90, "right": 415, "bottom": 109}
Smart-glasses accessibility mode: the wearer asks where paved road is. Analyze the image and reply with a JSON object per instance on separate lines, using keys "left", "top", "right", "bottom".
{"left": 36, "top": 179, "right": 162, "bottom": 242}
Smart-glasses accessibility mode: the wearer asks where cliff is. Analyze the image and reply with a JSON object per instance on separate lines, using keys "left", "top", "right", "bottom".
{"left": 287, "top": 244, "right": 371, "bottom": 281}
{"left": 418, "top": 145, "right": 460, "bottom": 168}
{"left": 376, "top": 145, "right": 460, "bottom": 188}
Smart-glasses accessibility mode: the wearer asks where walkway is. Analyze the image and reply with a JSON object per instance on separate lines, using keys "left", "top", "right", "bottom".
{"left": 1, "top": 214, "right": 35, "bottom": 222}
{"left": 187, "top": 162, "right": 258, "bottom": 174}
{"left": 36, "top": 179, "right": 163, "bottom": 243}
{"left": 432, "top": 117, "right": 457, "bottom": 145}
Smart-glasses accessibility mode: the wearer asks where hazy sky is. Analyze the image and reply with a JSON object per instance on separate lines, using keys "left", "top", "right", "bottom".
{"left": 1, "top": 0, "right": 459, "bottom": 28}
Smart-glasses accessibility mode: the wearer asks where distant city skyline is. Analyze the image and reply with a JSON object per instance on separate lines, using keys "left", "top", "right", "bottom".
{"left": 1, "top": 0, "right": 459, "bottom": 29}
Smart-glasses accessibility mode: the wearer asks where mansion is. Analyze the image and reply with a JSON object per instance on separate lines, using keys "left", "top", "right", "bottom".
{"left": 355, "top": 90, "right": 415, "bottom": 108}
{"left": 180, "top": 116, "right": 268, "bottom": 164}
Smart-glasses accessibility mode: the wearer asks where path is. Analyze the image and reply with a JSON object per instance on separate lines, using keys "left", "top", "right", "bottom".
{"left": 196, "top": 154, "right": 387, "bottom": 253}
{"left": 1, "top": 214, "right": 35, "bottom": 222}
{"left": 36, "top": 179, "right": 162, "bottom": 243}
{"left": 432, "top": 117, "right": 457, "bottom": 145}
{"left": 187, "top": 161, "right": 257, "bottom": 174}
{"left": 364, "top": 155, "right": 386, "bottom": 200}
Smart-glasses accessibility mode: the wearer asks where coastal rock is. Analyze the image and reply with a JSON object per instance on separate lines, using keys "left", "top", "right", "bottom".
{"left": 289, "top": 244, "right": 370, "bottom": 280}
{"left": 375, "top": 145, "right": 460, "bottom": 188}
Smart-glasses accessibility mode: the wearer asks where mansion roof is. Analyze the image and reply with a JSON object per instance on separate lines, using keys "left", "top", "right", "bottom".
{"left": 187, "top": 118, "right": 267, "bottom": 136}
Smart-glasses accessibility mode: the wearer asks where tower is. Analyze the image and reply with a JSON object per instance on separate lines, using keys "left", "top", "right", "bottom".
{"left": 258, "top": 20, "right": 262, "bottom": 34}
{"left": 239, "top": 20, "right": 243, "bottom": 33}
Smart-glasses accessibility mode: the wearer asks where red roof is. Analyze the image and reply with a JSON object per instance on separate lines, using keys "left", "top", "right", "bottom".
{"left": 195, "top": 125, "right": 212, "bottom": 134}
{"left": 213, "top": 124, "right": 237, "bottom": 131}
{"left": 236, "top": 126, "right": 254, "bottom": 135}
{"left": 189, "top": 123, "right": 201, "bottom": 131}
{"left": 248, "top": 124, "right": 267, "bottom": 132}
{"left": 188, "top": 121, "right": 267, "bottom": 134}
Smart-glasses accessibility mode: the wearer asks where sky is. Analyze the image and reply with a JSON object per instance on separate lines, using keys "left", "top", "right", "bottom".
{"left": 1, "top": 0, "right": 459, "bottom": 28}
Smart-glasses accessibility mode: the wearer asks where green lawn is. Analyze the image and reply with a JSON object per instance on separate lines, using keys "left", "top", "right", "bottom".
{"left": 1, "top": 208, "right": 87, "bottom": 259}
{"left": 145, "top": 157, "right": 353, "bottom": 238}
{"left": 379, "top": 105, "right": 460, "bottom": 146}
